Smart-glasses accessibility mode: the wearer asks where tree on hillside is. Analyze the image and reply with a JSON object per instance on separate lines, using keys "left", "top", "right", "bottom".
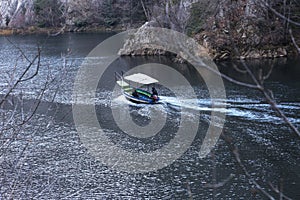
{"left": 140, "top": 0, "right": 192, "bottom": 33}
{"left": 33, "top": 0, "right": 64, "bottom": 27}
{"left": 0, "top": 40, "right": 69, "bottom": 199}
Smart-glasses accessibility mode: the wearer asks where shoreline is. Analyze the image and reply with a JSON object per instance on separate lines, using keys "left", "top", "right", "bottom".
{"left": 0, "top": 25, "right": 126, "bottom": 36}
{"left": 0, "top": 26, "right": 298, "bottom": 61}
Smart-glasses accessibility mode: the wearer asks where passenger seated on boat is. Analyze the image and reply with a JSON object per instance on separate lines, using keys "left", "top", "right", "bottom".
{"left": 132, "top": 90, "right": 139, "bottom": 97}
{"left": 152, "top": 87, "right": 158, "bottom": 96}
{"left": 152, "top": 94, "right": 158, "bottom": 101}
{"left": 151, "top": 87, "right": 159, "bottom": 101}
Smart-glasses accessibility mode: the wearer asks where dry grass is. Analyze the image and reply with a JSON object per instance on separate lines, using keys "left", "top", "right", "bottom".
{"left": 0, "top": 27, "right": 57, "bottom": 36}
{"left": 0, "top": 29, "right": 14, "bottom": 36}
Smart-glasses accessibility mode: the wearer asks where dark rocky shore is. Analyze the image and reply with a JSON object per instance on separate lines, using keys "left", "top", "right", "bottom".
{"left": 1, "top": 0, "right": 299, "bottom": 60}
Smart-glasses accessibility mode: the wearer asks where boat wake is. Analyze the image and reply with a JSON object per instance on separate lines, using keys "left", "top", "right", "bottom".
{"left": 112, "top": 94, "right": 300, "bottom": 125}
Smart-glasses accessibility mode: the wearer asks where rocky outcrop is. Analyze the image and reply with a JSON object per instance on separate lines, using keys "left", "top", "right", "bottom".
{"left": 118, "top": 22, "right": 210, "bottom": 66}
{"left": 118, "top": 0, "right": 200, "bottom": 56}
{"left": 0, "top": 0, "right": 34, "bottom": 28}
{"left": 121, "top": 0, "right": 294, "bottom": 60}
{"left": 0, "top": 0, "right": 298, "bottom": 59}
{"left": 0, "top": 0, "right": 147, "bottom": 29}
{"left": 118, "top": 22, "right": 168, "bottom": 56}
{"left": 195, "top": 0, "right": 292, "bottom": 60}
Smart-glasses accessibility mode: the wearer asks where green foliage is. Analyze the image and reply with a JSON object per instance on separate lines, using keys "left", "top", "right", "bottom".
{"left": 101, "top": 0, "right": 118, "bottom": 27}
{"left": 74, "top": 20, "right": 88, "bottom": 28}
{"left": 101, "top": 0, "right": 147, "bottom": 27}
{"left": 170, "top": 0, "right": 181, "bottom": 5}
{"left": 33, "top": 0, "right": 63, "bottom": 27}
{"left": 104, "top": 18, "right": 118, "bottom": 27}
{"left": 31, "top": 0, "right": 148, "bottom": 28}
{"left": 186, "top": 2, "right": 209, "bottom": 36}
{"left": 34, "top": 0, "right": 52, "bottom": 15}
{"left": 121, "top": 0, "right": 147, "bottom": 25}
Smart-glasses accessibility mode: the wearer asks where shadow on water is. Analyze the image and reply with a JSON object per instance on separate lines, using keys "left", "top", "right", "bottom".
{"left": 0, "top": 94, "right": 74, "bottom": 124}
{"left": 0, "top": 33, "right": 299, "bottom": 199}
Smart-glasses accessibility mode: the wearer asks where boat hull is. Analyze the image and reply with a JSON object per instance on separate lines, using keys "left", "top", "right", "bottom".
{"left": 115, "top": 72, "right": 160, "bottom": 104}
{"left": 123, "top": 92, "right": 160, "bottom": 104}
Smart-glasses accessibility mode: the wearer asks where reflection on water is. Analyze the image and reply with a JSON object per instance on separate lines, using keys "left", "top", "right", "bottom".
{"left": 0, "top": 33, "right": 299, "bottom": 199}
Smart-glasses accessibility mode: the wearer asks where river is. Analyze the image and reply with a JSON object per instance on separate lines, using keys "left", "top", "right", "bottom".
{"left": 0, "top": 33, "right": 299, "bottom": 199}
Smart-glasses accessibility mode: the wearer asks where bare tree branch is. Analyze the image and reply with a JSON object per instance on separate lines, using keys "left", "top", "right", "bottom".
{"left": 263, "top": 62, "right": 275, "bottom": 81}
{"left": 225, "top": 19, "right": 300, "bottom": 138}
{"left": 0, "top": 52, "right": 40, "bottom": 107}
{"left": 6, "top": 37, "right": 32, "bottom": 63}
{"left": 289, "top": 28, "right": 300, "bottom": 54}
{"left": 221, "top": 133, "right": 276, "bottom": 200}
{"left": 141, "top": 0, "right": 151, "bottom": 21}
{"left": 269, "top": 182, "right": 293, "bottom": 200}
{"left": 204, "top": 174, "right": 235, "bottom": 189}
{"left": 19, "top": 48, "right": 41, "bottom": 83}
{"left": 258, "top": 0, "right": 300, "bottom": 26}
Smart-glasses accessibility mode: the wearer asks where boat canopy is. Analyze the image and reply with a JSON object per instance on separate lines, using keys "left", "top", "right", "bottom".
{"left": 124, "top": 73, "right": 159, "bottom": 85}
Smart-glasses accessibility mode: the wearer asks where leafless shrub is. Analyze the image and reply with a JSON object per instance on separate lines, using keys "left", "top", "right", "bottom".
{"left": 0, "top": 38, "right": 69, "bottom": 199}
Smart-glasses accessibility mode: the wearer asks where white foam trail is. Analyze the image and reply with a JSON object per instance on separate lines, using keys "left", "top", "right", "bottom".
{"left": 159, "top": 96, "right": 229, "bottom": 113}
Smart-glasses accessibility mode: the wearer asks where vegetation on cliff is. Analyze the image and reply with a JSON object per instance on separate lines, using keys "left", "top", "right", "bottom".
{"left": 134, "top": 0, "right": 300, "bottom": 59}
{"left": 0, "top": 0, "right": 300, "bottom": 59}
{"left": 0, "top": 0, "right": 148, "bottom": 30}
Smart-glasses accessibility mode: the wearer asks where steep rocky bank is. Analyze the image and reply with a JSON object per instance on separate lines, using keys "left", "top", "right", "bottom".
{"left": 119, "top": 0, "right": 299, "bottom": 60}
{"left": 119, "top": 21, "right": 292, "bottom": 60}
{"left": 1, "top": 0, "right": 299, "bottom": 60}
{"left": 0, "top": 0, "right": 34, "bottom": 28}
{"left": 0, "top": 0, "right": 146, "bottom": 30}
{"left": 193, "top": 0, "right": 297, "bottom": 60}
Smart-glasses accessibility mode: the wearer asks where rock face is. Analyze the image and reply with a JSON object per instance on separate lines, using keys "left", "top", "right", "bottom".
{"left": 0, "top": 0, "right": 298, "bottom": 59}
{"left": 0, "top": 0, "right": 148, "bottom": 30}
{"left": 130, "top": 0, "right": 293, "bottom": 60}
{"left": 196, "top": 0, "right": 292, "bottom": 59}
{"left": 118, "top": 22, "right": 168, "bottom": 56}
{"left": 0, "top": 0, "right": 35, "bottom": 28}
{"left": 118, "top": 0, "right": 200, "bottom": 56}
{"left": 118, "top": 22, "right": 210, "bottom": 66}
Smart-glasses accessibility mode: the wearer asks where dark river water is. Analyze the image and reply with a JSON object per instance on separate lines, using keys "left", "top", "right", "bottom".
{"left": 0, "top": 33, "right": 299, "bottom": 199}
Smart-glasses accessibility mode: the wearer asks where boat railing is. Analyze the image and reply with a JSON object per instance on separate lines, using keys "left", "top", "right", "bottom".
{"left": 115, "top": 71, "right": 133, "bottom": 93}
{"left": 114, "top": 71, "right": 124, "bottom": 82}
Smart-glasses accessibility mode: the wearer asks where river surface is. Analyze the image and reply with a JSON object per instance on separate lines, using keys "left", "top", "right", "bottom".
{"left": 0, "top": 33, "right": 299, "bottom": 199}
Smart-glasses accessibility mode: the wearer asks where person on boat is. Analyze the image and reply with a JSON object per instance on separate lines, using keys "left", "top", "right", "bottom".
{"left": 132, "top": 89, "right": 139, "bottom": 97}
{"left": 151, "top": 87, "right": 158, "bottom": 101}
{"left": 152, "top": 87, "right": 158, "bottom": 96}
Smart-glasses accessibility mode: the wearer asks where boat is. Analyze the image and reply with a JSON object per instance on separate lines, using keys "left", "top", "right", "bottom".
{"left": 115, "top": 72, "right": 160, "bottom": 104}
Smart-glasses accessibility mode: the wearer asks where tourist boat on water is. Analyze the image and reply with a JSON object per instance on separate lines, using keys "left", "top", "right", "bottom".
{"left": 115, "top": 72, "right": 160, "bottom": 104}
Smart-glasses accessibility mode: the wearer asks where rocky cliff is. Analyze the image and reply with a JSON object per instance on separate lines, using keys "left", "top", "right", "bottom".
{"left": 195, "top": 0, "right": 291, "bottom": 59}
{"left": 1, "top": 0, "right": 299, "bottom": 59}
{"left": 0, "top": 0, "right": 34, "bottom": 28}
{"left": 120, "top": 0, "right": 300, "bottom": 59}
{"left": 0, "top": 0, "right": 147, "bottom": 29}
